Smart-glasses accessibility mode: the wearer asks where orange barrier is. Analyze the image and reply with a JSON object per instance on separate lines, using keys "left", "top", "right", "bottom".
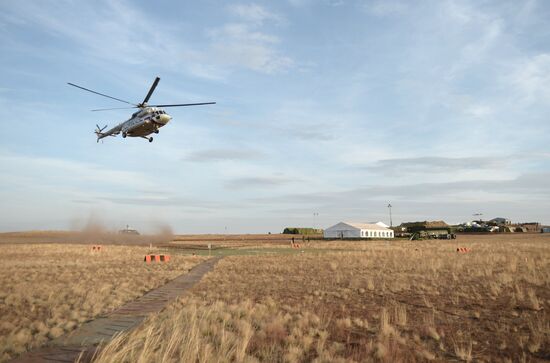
{"left": 91, "top": 245, "right": 102, "bottom": 252}
{"left": 456, "top": 247, "right": 470, "bottom": 253}
{"left": 144, "top": 254, "right": 170, "bottom": 263}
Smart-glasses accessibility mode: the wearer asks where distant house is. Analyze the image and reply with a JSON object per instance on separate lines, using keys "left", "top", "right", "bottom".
{"left": 500, "top": 223, "right": 541, "bottom": 233}
{"left": 324, "top": 222, "right": 394, "bottom": 239}
{"left": 520, "top": 222, "right": 541, "bottom": 232}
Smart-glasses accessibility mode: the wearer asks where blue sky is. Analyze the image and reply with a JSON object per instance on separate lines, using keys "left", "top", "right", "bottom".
{"left": 1, "top": 0, "right": 549, "bottom": 233}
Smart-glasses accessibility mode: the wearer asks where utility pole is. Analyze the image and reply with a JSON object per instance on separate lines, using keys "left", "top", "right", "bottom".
{"left": 387, "top": 203, "right": 393, "bottom": 228}
{"left": 313, "top": 212, "right": 319, "bottom": 231}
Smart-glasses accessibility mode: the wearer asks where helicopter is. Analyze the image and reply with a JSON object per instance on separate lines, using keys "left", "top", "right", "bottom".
{"left": 68, "top": 77, "right": 215, "bottom": 143}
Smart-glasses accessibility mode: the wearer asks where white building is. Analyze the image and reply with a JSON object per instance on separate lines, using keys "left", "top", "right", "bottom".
{"left": 323, "top": 222, "right": 394, "bottom": 239}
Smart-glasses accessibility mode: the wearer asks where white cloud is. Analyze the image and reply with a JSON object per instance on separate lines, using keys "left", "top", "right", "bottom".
{"left": 287, "top": 0, "right": 314, "bottom": 7}
{"left": 365, "top": 0, "right": 407, "bottom": 16}
{"left": 205, "top": 11, "right": 294, "bottom": 74}
{"left": 209, "top": 23, "right": 279, "bottom": 44}
{"left": 229, "top": 4, "right": 283, "bottom": 25}
{"left": 37, "top": 3, "right": 169, "bottom": 63}
{"left": 463, "top": 104, "right": 494, "bottom": 118}
{"left": 211, "top": 41, "right": 293, "bottom": 74}
{"left": 435, "top": 93, "right": 495, "bottom": 120}
{"left": 0, "top": 152, "right": 154, "bottom": 191}
{"left": 225, "top": 176, "right": 295, "bottom": 189}
{"left": 183, "top": 148, "right": 265, "bottom": 162}
{"left": 1, "top": 0, "right": 293, "bottom": 79}
{"left": 329, "top": 0, "right": 345, "bottom": 7}
{"left": 507, "top": 54, "right": 550, "bottom": 104}
{"left": 442, "top": 2, "right": 503, "bottom": 80}
{"left": 0, "top": 151, "right": 160, "bottom": 230}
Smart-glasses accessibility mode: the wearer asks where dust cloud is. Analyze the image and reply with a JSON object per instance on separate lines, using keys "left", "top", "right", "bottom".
{"left": 68, "top": 216, "right": 174, "bottom": 245}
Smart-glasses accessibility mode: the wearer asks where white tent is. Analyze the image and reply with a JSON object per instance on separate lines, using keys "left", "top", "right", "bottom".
{"left": 324, "top": 222, "right": 394, "bottom": 239}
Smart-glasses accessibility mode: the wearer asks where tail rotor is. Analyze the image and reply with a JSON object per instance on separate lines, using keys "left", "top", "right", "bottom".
{"left": 95, "top": 124, "right": 107, "bottom": 143}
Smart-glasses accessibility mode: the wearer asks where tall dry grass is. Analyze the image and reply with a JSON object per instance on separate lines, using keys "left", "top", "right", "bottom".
{"left": 94, "top": 234, "right": 549, "bottom": 362}
{"left": 0, "top": 244, "right": 204, "bottom": 362}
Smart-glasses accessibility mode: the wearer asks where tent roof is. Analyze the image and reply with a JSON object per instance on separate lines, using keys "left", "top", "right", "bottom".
{"left": 343, "top": 222, "right": 390, "bottom": 230}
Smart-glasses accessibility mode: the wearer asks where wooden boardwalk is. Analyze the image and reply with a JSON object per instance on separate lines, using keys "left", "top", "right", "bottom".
{"left": 10, "top": 257, "right": 222, "bottom": 363}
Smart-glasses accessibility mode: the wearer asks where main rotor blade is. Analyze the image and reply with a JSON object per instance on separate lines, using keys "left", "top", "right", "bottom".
{"left": 67, "top": 82, "right": 135, "bottom": 105}
{"left": 149, "top": 102, "right": 216, "bottom": 107}
{"left": 91, "top": 106, "right": 139, "bottom": 112}
{"left": 142, "top": 77, "right": 160, "bottom": 105}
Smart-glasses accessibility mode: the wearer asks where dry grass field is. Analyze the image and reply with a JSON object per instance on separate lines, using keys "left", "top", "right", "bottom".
{"left": 93, "top": 234, "right": 549, "bottom": 362}
{"left": 0, "top": 243, "right": 205, "bottom": 362}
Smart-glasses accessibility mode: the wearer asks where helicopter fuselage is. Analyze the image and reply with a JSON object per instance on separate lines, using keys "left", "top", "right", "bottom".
{"left": 99, "top": 107, "right": 172, "bottom": 141}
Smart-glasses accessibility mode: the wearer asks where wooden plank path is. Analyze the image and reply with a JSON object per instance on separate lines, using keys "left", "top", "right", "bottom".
{"left": 10, "top": 257, "right": 222, "bottom": 363}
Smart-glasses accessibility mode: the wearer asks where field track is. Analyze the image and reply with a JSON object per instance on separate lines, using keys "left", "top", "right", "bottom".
{"left": 9, "top": 257, "right": 222, "bottom": 363}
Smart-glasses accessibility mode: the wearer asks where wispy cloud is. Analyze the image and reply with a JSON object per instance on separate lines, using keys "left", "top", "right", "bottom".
{"left": 225, "top": 176, "right": 295, "bottom": 189}
{"left": 1, "top": 0, "right": 293, "bottom": 79}
{"left": 291, "top": 128, "right": 335, "bottom": 141}
{"left": 252, "top": 172, "right": 550, "bottom": 207}
{"left": 286, "top": 0, "right": 314, "bottom": 8}
{"left": 364, "top": 0, "right": 408, "bottom": 16}
{"left": 364, "top": 156, "right": 507, "bottom": 174}
{"left": 228, "top": 4, "right": 283, "bottom": 25}
{"left": 198, "top": 3, "right": 294, "bottom": 74}
{"left": 207, "top": 23, "right": 293, "bottom": 74}
{"left": 0, "top": 152, "right": 152, "bottom": 190}
{"left": 17, "top": 2, "right": 172, "bottom": 64}
{"left": 183, "top": 148, "right": 265, "bottom": 162}
{"left": 98, "top": 196, "right": 220, "bottom": 209}
{"left": 506, "top": 53, "right": 550, "bottom": 105}
{"left": 362, "top": 173, "right": 550, "bottom": 200}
